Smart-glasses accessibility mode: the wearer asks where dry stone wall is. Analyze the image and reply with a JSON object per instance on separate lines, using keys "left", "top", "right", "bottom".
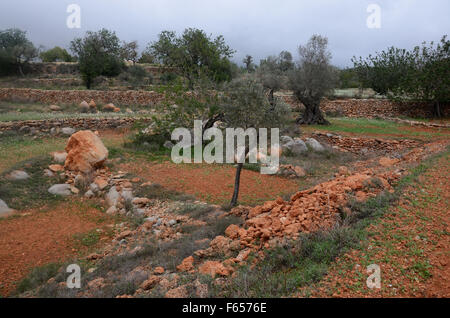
{"left": 0, "top": 88, "right": 165, "bottom": 106}
{"left": 0, "top": 117, "right": 151, "bottom": 133}
{"left": 283, "top": 96, "right": 448, "bottom": 119}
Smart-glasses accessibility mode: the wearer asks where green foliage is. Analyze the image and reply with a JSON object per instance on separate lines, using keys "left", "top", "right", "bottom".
{"left": 220, "top": 77, "right": 291, "bottom": 130}
{"left": 257, "top": 51, "right": 294, "bottom": 91}
{"left": 0, "top": 28, "right": 38, "bottom": 76}
{"left": 120, "top": 40, "right": 139, "bottom": 64}
{"left": 337, "top": 67, "right": 361, "bottom": 89}
{"left": 353, "top": 35, "right": 450, "bottom": 117}
{"left": 15, "top": 263, "right": 61, "bottom": 294}
{"left": 159, "top": 72, "right": 178, "bottom": 84}
{"left": 119, "top": 64, "right": 152, "bottom": 87}
{"left": 146, "top": 28, "right": 235, "bottom": 87}
{"left": 138, "top": 52, "right": 155, "bottom": 64}
{"left": 40, "top": 46, "right": 73, "bottom": 62}
{"left": 70, "top": 29, "right": 124, "bottom": 89}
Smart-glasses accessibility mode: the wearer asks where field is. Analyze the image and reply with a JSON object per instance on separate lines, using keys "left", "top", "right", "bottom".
{"left": 1, "top": 86, "right": 449, "bottom": 299}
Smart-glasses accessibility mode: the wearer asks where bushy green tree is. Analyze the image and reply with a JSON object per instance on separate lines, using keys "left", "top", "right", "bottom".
{"left": 0, "top": 28, "right": 39, "bottom": 76}
{"left": 146, "top": 28, "right": 235, "bottom": 88}
{"left": 70, "top": 29, "right": 124, "bottom": 89}
{"left": 40, "top": 46, "right": 73, "bottom": 62}
{"left": 219, "top": 77, "right": 291, "bottom": 206}
{"left": 289, "top": 35, "right": 337, "bottom": 125}
{"left": 353, "top": 35, "right": 449, "bottom": 117}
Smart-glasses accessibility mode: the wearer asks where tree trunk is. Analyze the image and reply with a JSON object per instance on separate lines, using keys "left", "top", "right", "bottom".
{"left": 296, "top": 102, "right": 330, "bottom": 125}
{"left": 433, "top": 101, "right": 442, "bottom": 118}
{"left": 86, "top": 76, "right": 92, "bottom": 90}
{"left": 230, "top": 163, "right": 243, "bottom": 207}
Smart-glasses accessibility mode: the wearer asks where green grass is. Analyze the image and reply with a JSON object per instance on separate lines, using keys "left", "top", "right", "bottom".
{"left": 0, "top": 110, "right": 151, "bottom": 122}
{"left": 14, "top": 263, "right": 62, "bottom": 295}
{"left": 306, "top": 117, "right": 448, "bottom": 140}
{"left": 0, "top": 156, "right": 66, "bottom": 210}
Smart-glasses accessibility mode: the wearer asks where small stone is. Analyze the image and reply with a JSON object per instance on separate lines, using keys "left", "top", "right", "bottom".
{"left": 306, "top": 138, "right": 325, "bottom": 152}
{"left": 0, "top": 199, "right": 14, "bottom": 218}
{"left": 154, "top": 267, "right": 165, "bottom": 275}
{"left": 61, "top": 127, "right": 76, "bottom": 136}
{"left": 48, "top": 184, "right": 72, "bottom": 196}
{"left": 6, "top": 170, "right": 30, "bottom": 181}
{"left": 49, "top": 164, "right": 64, "bottom": 172}
{"left": 163, "top": 141, "right": 174, "bottom": 149}
{"left": 51, "top": 151, "right": 68, "bottom": 163}
{"left": 84, "top": 190, "right": 95, "bottom": 198}
{"left": 176, "top": 256, "right": 194, "bottom": 272}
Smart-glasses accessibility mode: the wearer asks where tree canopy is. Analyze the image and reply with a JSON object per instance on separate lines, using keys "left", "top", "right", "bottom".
{"left": 70, "top": 29, "right": 124, "bottom": 89}
{"left": 146, "top": 28, "right": 235, "bottom": 87}
{"left": 0, "top": 28, "right": 39, "bottom": 76}
{"left": 40, "top": 46, "right": 74, "bottom": 62}
{"left": 353, "top": 35, "right": 449, "bottom": 117}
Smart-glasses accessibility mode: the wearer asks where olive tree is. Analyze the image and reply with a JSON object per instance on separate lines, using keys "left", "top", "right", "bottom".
{"left": 70, "top": 29, "right": 124, "bottom": 89}
{"left": 219, "top": 77, "right": 291, "bottom": 206}
{"left": 289, "top": 35, "right": 337, "bottom": 125}
{"left": 0, "top": 28, "right": 39, "bottom": 76}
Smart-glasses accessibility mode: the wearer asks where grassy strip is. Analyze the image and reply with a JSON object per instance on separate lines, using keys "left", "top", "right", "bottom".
{"left": 212, "top": 148, "right": 450, "bottom": 297}
{"left": 0, "top": 111, "right": 151, "bottom": 122}
{"left": 306, "top": 118, "right": 447, "bottom": 139}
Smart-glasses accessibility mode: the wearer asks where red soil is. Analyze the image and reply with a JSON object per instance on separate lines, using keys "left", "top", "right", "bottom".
{"left": 120, "top": 162, "right": 300, "bottom": 206}
{"left": 0, "top": 203, "right": 111, "bottom": 296}
{"left": 303, "top": 153, "right": 450, "bottom": 298}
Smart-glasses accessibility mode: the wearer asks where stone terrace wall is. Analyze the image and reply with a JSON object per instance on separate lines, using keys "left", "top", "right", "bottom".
{"left": 283, "top": 96, "right": 448, "bottom": 119}
{"left": 0, "top": 117, "right": 151, "bottom": 133}
{"left": 1, "top": 88, "right": 447, "bottom": 119}
{"left": 0, "top": 88, "right": 165, "bottom": 106}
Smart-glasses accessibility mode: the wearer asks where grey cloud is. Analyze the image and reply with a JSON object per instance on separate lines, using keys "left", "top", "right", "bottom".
{"left": 0, "top": 0, "right": 449, "bottom": 67}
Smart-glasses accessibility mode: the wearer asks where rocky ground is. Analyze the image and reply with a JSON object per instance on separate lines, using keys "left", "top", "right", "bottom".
{"left": 0, "top": 114, "right": 449, "bottom": 298}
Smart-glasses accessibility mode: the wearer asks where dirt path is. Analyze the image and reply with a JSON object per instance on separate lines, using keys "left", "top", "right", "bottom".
{"left": 0, "top": 202, "right": 113, "bottom": 296}
{"left": 302, "top": 152, "right": 450, "bottom": 298}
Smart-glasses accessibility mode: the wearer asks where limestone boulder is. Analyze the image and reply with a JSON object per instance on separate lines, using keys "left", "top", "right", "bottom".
{"left": 64, "top": 130, "right": 108, "bottom": 173}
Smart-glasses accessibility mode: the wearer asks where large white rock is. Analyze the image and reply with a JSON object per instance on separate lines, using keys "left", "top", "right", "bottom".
{"left": 0, "top": 199, "right": 14, "bottom": 218}
{"left": 306, "top": 138, "right": 325, "bottom": 152}
{"left": 106, "top": 186, "right": 120, "bottom": 207}
{"left": 282, "top": 139, "right": 308, "bottom": 155}
{"left": 6, "top": 170, "right": 30, "bottom": 181}
{"left": 48, "top": 184, "right": 72, "bottom": 196}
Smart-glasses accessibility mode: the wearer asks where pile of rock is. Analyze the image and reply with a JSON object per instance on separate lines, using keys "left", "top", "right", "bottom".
{"left": 221, "top": 169, "right": 398, "bottom": 251}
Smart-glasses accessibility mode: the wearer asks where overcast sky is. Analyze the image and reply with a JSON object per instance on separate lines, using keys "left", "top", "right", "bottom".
{"left": 1, "top": 0, "right": 449, "bottom": 67}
